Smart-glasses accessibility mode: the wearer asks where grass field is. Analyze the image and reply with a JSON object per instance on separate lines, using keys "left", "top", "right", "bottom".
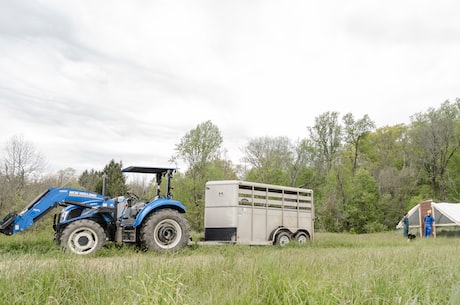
{"left": 0, "top": 230, "right": 459, "bottom": 305}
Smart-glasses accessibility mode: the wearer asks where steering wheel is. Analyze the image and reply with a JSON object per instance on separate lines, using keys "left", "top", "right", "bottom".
{"left": 126, "top": 191, "right": 140, "bottom": 201}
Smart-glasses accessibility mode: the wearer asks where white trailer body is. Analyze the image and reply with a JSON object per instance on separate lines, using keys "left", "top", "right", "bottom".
{"left": 204, "top": 180, "right": 314, "bottom": 245}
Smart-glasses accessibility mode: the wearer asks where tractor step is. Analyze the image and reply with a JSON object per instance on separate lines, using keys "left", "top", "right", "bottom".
{"left": 122, "top": 226, "right": 136, "bottom": 242}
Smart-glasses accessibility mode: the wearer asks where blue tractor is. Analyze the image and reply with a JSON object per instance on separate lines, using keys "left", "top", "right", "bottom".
{"left": 0, "top": 166, "right": 190, "bottom": 255}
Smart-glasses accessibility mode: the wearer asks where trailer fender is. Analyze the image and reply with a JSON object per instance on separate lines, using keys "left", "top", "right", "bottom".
{"left": 269, "top": 226, "right": 293, "bottom": 244}
{"left": 133, "top": 198, "right": 186, "bottom": 227}
{"left": 293, "top": 230, "right": 311, "bottom": 244}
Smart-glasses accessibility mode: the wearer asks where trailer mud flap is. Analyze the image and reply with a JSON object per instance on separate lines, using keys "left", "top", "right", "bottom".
{"left": 204, "top": 227, "right": 237, "bottom": 242}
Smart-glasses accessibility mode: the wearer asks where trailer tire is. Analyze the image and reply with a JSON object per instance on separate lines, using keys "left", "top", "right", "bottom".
{"left": 60, "top": 220, "right": 106, "bottom": 255}
{"left": 141, "top": 209, "right": 189, "bottom": 251}
{"left": 294, "top": 232, "right": 309, "bottom": 244}
{"left": 274, "top": 231, "right": 291, "bottom": 246}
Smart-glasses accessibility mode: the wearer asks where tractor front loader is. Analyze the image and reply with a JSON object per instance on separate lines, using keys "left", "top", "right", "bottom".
{"left": 0, "top": 166, "right": 190, "bottom": 255}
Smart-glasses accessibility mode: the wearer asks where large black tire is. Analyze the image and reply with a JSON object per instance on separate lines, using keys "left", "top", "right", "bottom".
{"left": 274, "top": 231, "right": 291, "bottom": 246}
{"left": 294, "top": 232, "right": 310, "bottom": 245}
{"left": 60, "top": 219, "right": 106, "bottom": 255}
{"left": 141, "top": 209, "right": 190, "bottom": 251}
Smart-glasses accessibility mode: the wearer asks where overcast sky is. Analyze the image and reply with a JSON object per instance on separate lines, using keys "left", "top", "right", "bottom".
{"left": 1, "top": 0, "right": 459, "bottom": 174}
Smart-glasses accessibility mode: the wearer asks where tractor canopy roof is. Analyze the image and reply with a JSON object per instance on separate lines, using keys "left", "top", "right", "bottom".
{"left": 122, "top": 166, "right": 177, "bottom": 174}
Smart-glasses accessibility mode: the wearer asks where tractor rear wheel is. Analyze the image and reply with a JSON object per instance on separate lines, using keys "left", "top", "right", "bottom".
{"left": 60, "top": 219, "right": 106, "bottom": 255}
{"left": 141, "top": 209, "right": 189, "bottom": 251}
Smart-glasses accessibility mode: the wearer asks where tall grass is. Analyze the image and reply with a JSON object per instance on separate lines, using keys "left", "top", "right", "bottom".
{"left": 0, "top": 231, "right": 459, "bottom": 304}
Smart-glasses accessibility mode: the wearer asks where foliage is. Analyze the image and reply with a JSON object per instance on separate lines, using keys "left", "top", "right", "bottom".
{"left": 0, "top": 134, "right": 46, "bottom": 185}
{"left": 307, "top": 111, "right": 342, "bottom": 172}
{"left": 0, "top": 135, "right": 46, "bottom": 213}
{"left": 314, "top": 168, "right": 347, "bottom": 232}
{"left": 304, "top": 102, "right": 460, "bottom": 232}
{"left": 3, "top": 99, "right": 460, "bottom": 235}
{"left": 171, "top": 120, "right": 223, "bottom": 178}
{"left": 365, "top": 124, "right": 410, "bottom": 172}
{"left": 343, "top": 168, "right": 379, "bottom": 233}
{"left": 79, "top": 169, "right": 102, "bottom": 192}
{"left": 342, "top": 113, "right": 376, "bottom": 175}
{"left": 170, "top": 121, "right": 236, "bottom": 231}
{"left": 242, "top": 136, "right": 293, "bottom": 185}
{"left": 409, "top": 99, "right": 460, "bottom": 200}
{"left": 53, "top": 168, "right": 80, "bottom": 188}
{"left": 174, "top": 160, "right": 237, "bottom": 231}
{"left": 99, "top": 159, "right": 127, "bottom": 197}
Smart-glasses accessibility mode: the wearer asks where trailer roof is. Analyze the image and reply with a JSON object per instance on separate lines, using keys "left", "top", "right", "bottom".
{"left": 122, "top": 166, "right": 177, "bottom": 174}
{"left": 206, "top": 180, "right": 313, "bottom": 192}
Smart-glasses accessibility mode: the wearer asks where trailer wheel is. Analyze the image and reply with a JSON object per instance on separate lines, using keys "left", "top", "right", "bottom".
{"left": 60, "top": 220, "right": 106, "bottom": 255}
{"left": 274, "top": 231, "right": 291, "bottom": 246}
{"left": 294, "top": 232, "right": 309, "bottom": 245}
{"left": 141, "top": 209, "right": 190, "bottom": 251}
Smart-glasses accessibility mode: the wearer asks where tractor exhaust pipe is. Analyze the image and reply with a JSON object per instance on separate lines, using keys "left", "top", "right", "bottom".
{"left": 102, "top": 174, "right": 108, "bottom": 196}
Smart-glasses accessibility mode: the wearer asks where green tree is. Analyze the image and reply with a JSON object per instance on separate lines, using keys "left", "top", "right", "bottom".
{"left": 79, "top": 169, "right": 103, "bottom": 192}
{"left": 363, "top": 125, "right": 419, "bottom": 227}
{"left": 315, "top": 166, "right": 347, "bottom": 232}
{"left": 99, "top": 160, "right": 127, "bottom": 197}
{"left": 54, "top": 168, "right": 79, "bottom": 188}
{"left": 242, "top": 136, "right": 293, "bottom": 185}
{"left": 126, "top": 175, "right": 154, "bottom": 200}
{"left": 173, "top": 160, "right": 237, "bottom": 231}
{"left": 409, "top": 99, "right": 460, "bottom": 200}
{"left": 365, "top": 124, "right": 410, "bottom": 173}
{"left": 342, "top": 113, "right": 375, "bottom": 176}
{"left": 171, "top": 121, "right": 230, "bottom": 231}
{"left": 307, "top": 111, "right": 343, "bottom": 187}
{"left": 445, "top": 151, "right": 460, "bottom": 201}
{"left": 171, "top": 120, "right": 223, "bottom": 179}
{"left": 289, "top": 139, "right": 315, "bottom": 187}
{"left": 343, "top": 168, "right": 379, "bottom": 233}
{"left": 306, "top": 112, "right": 346, "bottom": 231}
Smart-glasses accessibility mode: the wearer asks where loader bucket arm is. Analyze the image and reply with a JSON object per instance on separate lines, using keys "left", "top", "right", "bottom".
{"left": 0, "top": 188, "right": 108, "bottom": 235}
{"left": 0, "top": 189, "right": 53, "bottom": 235}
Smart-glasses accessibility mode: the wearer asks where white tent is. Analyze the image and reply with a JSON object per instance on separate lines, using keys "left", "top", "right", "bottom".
{"left": 397, "top": 201, "right": 460, "bottom": 236}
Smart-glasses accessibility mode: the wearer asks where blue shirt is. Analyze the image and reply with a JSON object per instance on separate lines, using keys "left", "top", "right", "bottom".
{"left": 424, "top": 215, "right": 435, "bottom": 227}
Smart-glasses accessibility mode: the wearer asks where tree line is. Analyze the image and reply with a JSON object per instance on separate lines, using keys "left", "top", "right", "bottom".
{"left": 1, "top": 98, "right": 460, "bottom": 234}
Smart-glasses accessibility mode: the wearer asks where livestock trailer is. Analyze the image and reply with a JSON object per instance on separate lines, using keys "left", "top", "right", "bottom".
{"left": 204, "top": 180, "right": 314, "bottom": 245}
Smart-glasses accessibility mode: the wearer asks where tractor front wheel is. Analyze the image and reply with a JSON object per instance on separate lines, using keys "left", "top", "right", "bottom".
{"left": 60, "top": 219, "right": 106, "bottom": 255}
{"left": 141, "top": 209, "right": 190, "bottom": 251}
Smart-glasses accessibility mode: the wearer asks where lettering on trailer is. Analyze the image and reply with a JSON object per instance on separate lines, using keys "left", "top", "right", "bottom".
{"left": 68, "top": 191, "right": 99, "bottom": 198}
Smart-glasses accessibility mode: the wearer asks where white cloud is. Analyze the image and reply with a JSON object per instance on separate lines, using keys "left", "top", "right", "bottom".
{"left": 0, "top": 0, "right": 459, "bottom": 174}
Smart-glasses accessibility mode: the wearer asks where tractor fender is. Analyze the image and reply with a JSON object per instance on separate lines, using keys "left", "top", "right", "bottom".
{"left": 133, "top": 198, "right": 186, "bottom": 227}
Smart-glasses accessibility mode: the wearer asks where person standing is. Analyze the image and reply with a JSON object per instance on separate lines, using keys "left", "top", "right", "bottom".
{"left": 402, "top": 212, "right": 409, "bottom": 237}
{"left": 423, "top": 210, "right": 435, "bottom": 238}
